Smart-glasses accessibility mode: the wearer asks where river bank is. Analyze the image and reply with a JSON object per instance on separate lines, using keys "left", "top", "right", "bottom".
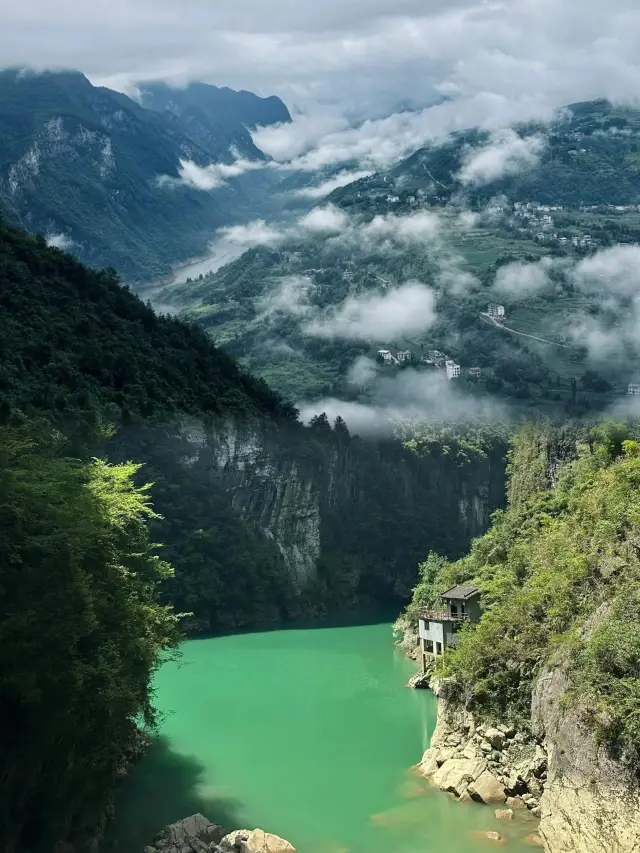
{"left": 106, "top": 622, "right": 537, "bottom": 853}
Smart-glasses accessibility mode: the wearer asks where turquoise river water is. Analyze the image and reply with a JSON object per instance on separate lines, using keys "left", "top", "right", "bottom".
{"left": 107, "top": 622, "right": 538, "bottom": 853}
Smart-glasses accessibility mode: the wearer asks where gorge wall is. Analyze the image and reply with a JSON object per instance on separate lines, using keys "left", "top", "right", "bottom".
{"left": 110, "top": 415, "right": 507, "bottom": 631}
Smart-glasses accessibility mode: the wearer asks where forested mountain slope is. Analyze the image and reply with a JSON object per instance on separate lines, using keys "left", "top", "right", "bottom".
{"left": 398, "top": 423, "right": 640, "bottom": 851}
{"left": 138, "top": 80, "right": 290, "bottom": 156}
{"left": 0, "top": 216, "right": 507, "bottom": 629}
{"left": 0, "top": 69, "right": 286, "bottom": 281}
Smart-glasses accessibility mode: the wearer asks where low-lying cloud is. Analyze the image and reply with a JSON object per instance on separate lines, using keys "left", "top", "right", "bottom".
{"left": 298, "top": 367, "right": 508, "bottom": 437}
{"left": 159, "top": 155, "right": 265, "bottom": 190}
{"left": 46, "top": 232, "right": 75, "bottom": 251}
{"left": 304, "top": 280, "right": 437, "bottom": 342}
{"left": 458, "top": 130, "right": 545, "bottom": 186}
{"left": 295, "top": 169, "right": 373, "bottom": 199}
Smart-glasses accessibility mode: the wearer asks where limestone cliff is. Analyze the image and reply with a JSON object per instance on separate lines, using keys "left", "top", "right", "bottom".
{"left": 107, "top": 416, "right": 506, "bottom": 631}
{"left": 532, "top": 663, "right": 640, "bottom": 853}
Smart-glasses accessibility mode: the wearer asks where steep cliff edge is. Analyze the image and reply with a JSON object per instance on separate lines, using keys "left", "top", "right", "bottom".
{"left": 532, "top": 658, "right": 640, "bottom": 853}
{"left": 110, "top": 414, "right": 506, "bottom": 631}
{"left": 402, "top": 425, "right": 640, "bottom": 853}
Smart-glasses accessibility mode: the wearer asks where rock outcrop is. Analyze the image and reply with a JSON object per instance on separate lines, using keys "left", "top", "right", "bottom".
{"left": 145, "top": 815, "right": 296, "bottom": 853}
{"left": 532, "top": 664, "right": 640, "bottom": 853}
{"left": 418, "top": 697, "right": 546, "bottom": 819}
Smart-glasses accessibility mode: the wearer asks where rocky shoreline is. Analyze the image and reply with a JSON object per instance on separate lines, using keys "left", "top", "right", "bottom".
{"left": 417, "top": 695, "right": 547, "bottom": 821}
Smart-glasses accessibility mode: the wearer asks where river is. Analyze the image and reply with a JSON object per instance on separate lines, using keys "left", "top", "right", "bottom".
{"left": 106, "top": 622, "right": 537, "bottom": 853}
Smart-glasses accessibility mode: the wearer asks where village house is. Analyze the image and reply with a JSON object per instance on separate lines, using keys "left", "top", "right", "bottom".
{"left": 397, "top": 350, "right": 412, "bottom": 362}
{"left": 418, "top": 585, "right": 481, "bottom": 669}
{"left": 377, "top": 349, "right": 394, "bottom": 364}
{"left": 488, "top": 304, "right": 506, "bottom": 321}
{"left": 468, "top": 367, "right": 482, "bottom": 378}
{"left": 628, "top": 383, "right": 640, "bottom": 395}
{"left": 446, "top": 360, "right": 461, "bottom": 380}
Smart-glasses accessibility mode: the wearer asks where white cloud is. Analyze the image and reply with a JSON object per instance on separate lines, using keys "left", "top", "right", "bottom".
{"left": 295, "top": 169, "right": 373, "bottom": 199}
{"left": 46, "top": 232, "right": 75, "bottom": 250}
{"left": 298, "top": 204, "right": 349, "bottom": 233}
{"left": 258, "top": 275, "right": 315, "bottom": 319}
{"left": 346, "top": 355, "right": 379, "bottom": 387}
{"left": 304, "top": 280, "right": 437, "bottom": 341}
{"left": 458, "top": 130, "right": 545, "bottom": 186}
{"left": 217, "top": 219, "right": 284, "bottom": 247}
{"left": 360, "top": 210, "right": 441, "bottom": 243}
{"left": 573, "top": 244, "right": 640, "bottom": 297}
{"left": 158, "top": 155, "right": 265, "bottom": 190}
{"left": 298, "top": 368, "right": 507, "bottom": 436}
{"left": 494, "top": 257, "right": 556, "bottom": 296}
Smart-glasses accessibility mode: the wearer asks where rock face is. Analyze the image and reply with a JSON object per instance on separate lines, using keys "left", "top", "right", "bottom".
{"left": 145, "top": 816, "right": 296, "bottom": 853}
{"left": 532, "top": 663, "right": 640, "bottom": 853}
{"left": 135, "top": 415, "right": 506, "bottom": 626}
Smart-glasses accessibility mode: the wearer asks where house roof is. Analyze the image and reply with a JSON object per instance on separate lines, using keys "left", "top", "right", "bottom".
{"left": 440, "top": 584, "right": 480, "bottom": 601}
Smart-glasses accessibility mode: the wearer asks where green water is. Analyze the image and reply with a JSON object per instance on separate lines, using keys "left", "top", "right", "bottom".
{"left": 108, "top": 623, "right": 537, "bottom": 853}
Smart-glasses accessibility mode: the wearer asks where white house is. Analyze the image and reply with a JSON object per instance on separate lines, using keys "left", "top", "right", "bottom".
{"left": 488, "top": 304, "right": 506, "bottom": 320}
{"left": 468, "top": 367, "right": 482, "bottom": 378}
{"left": 378, "top": 349, "right": 394, "bottom": 364}
{"left": 397, "top": 350, "right": 412, "bottom": 362}
{"left": 446, "top": 360, "right": 461, "bottom": 380}
{"left": 628, "top": 384, "right": 640, "bottom": 396}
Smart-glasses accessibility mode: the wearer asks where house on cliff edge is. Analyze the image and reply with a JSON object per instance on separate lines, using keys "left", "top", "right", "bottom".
{"left": 418, "top": 584, "right": 481, "bottom": 671}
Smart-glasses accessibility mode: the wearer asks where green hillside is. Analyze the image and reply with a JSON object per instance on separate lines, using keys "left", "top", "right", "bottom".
{"left": 399, "top": 422, "right": 640, "bottom": 773}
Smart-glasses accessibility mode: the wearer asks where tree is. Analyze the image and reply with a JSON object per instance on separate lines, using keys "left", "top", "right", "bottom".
{"left": 0, "top": 424, "right": 180, "bottom": 850}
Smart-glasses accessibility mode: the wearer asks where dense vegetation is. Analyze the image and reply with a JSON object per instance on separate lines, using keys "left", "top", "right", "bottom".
{"left": 399, "top": 421, "right": 640, "bottom": 773}
{"left": 0, "top": 422, "right": 181, "bottom": 850}
{"left": 0, "top": 217, "right": 294, "bottom": 425}
{"left": 0, "top": 69, "right": 287, "bottom": 281}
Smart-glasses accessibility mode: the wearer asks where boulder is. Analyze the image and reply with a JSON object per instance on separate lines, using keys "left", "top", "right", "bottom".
{"left": 506, "top": 796, "right": 527, "bottom": 810}
{"left": 468, "top": 771, "right": 507, "bottom": 804}
{"left": 432, "top": 757, "right": 488, "bottom": 798}
{"left": 485, "top": 831, "right": 503, "bottom": 843}
{"left": 419, "top": 749, "right": 440, "bottom": 778}
{"left": 221, "top": 829, "right": 296, "bottom": 853}
{"left": 484, "top": 728, "right": 506, "bottom": 750}
{"left": 152, "top": 814, "right": 226, "bottom": 852}
{"left": 495, "top": 809, "right": 514, "bottom": 821}
{"left": 524, "top": 835, "right": 544, "bottom": 848}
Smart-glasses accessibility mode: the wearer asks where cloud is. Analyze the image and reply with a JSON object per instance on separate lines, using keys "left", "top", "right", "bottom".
{"left": 493, "top": 257, "right": 557, "bottom": 296}
{"left": 258, "top": 275, "right": 315, "bottom": 320}
{"left": 304, "top": 280, "right": 437, "bottom": 341}
{"left": 46, "top": 232, "right": 75, "bottom": 250}
{"left": 458, "top": 130, "right": 545, "bottom": 186}
{"left": 295, "top": 169, "right": 373, "bottom": 199}
{"left": 217, "top": 219, "right": 284, "bottom": 247}
{"left": 346, "top": 355, "right": 379, "bottom": 387}
{"left": 298, "top": 368, "right": 508, "bottom": 436}
{"left": 573, "top": 244, "right": 640, "bottom": 297}
{"left": 158, "top": 155, "right": 264, "bottom": 190}
{"left": 4, "top": 0, "right": 640, "bottom": 141}
{"left": 298, "top": 204, "right": 349, "bottom": 233}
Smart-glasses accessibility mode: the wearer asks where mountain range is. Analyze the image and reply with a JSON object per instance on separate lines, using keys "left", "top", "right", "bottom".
{"left": 0, "top": 69, "right": 290, "bottom": 281}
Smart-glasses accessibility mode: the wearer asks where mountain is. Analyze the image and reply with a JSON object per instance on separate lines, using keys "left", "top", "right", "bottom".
{"left": 161, "top": 99, "right": 640, "bottom": 411}
{"left": 138, "top": 80, "right": 290, "bottom": 157}
{"left": 330, "top": 99, "right": 640, "bottom": 213}
{"left": 0, "top": 69, "right": 286, "bottom": 281}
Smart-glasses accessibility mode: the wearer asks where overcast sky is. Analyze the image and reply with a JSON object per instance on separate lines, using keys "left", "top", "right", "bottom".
{"left": 2, "top": 0, "right": 640, "bottom": 118}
